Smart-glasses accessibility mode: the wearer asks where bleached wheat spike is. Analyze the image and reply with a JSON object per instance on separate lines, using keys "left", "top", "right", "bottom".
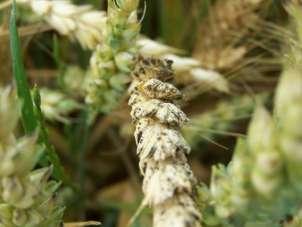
{"left": 0, "top": 87, "right": 64, "bottom": 227}
{"left": 17, "top": 0, "right": 106, "bottom": 49}
{"left": 129, "top": 56, "right": 201, "bottom": 227}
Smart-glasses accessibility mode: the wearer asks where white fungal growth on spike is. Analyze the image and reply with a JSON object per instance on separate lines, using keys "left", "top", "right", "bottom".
{"left": 129, "top": 56, "right": 201, "bottom": 227}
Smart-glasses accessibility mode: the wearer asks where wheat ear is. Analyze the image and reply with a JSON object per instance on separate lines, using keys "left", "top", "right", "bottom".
{"left": 17, "top": 0, "right": 106, "bottom": 49}
{"left": 0, "top": 87, "right": 64, "bottom": 227}
{"left": 85, "top": 0, "right": 140, "bottom": 112}
{"left": 128, "top": 56, "right": 201, "bottom": 227}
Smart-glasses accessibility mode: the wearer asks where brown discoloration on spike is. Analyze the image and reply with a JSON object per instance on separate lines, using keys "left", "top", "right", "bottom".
{"left": 129, "top": 56, "right": 201, "bottom": 227}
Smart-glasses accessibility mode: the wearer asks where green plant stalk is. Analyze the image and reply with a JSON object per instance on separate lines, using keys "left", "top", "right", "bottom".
{"left": 9, "top": 1, "right": 66, "bottom": 183}
{"left": 32, "top": 87, "right": 69, "bottom": 183}
{"left": 9, "top": 0, "right": 37, "bottom": 134}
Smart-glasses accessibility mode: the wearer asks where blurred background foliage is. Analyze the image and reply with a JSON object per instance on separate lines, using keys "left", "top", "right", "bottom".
{"left": 0, "top": 0, "right": 294, "bottom": 226}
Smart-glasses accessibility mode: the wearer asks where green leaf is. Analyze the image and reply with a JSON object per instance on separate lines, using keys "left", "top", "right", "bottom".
{"left": 9, "top": 0, "right": 37, "bottom": 134}
{"left": 9, "top": 1, "right": 69, "bottom": 184}
{"left": 32, "top": 87, "right": 67, "bottom": 182}
{"left": 52, "top": 35, "right": 66, "bottom": 88}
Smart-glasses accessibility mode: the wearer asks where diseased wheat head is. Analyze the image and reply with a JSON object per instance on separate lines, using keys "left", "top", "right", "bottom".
{"left": 128, "top": 56, "right": 201, "bottom": 227}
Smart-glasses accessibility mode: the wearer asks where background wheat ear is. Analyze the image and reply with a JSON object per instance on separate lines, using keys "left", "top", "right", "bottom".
{"left": 16, "top": 0, "right": 107, "bottom": 49}
{"left": 85, "top": 0, "right": 140, "bottom": 113}
{"left": 0, "top": 87, "right": 65, "bottom": 227}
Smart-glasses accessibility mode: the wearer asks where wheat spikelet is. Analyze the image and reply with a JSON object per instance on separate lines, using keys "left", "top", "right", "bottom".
{"left": 39, "top": 88, "right": 82, "bottom": 123}
{"left": 209, "top": 138, "right": 253, "bottom": 220}
{"left": 85, "top": 0, "right": 140, "bottom": 112}
{"left": 247, "top": 107, "right": 284, "bottom": 197}
{"left": 17, "top": 0, "right": 106, "bottom": 49}
{"left": 129, "top": 56, "right": 201, "bottom": 227}
{"left": 274, "top": 3, "right": 302, "bottom": 191}
{"left": 0, "top": 87, "right": 64, "bottom": 227}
